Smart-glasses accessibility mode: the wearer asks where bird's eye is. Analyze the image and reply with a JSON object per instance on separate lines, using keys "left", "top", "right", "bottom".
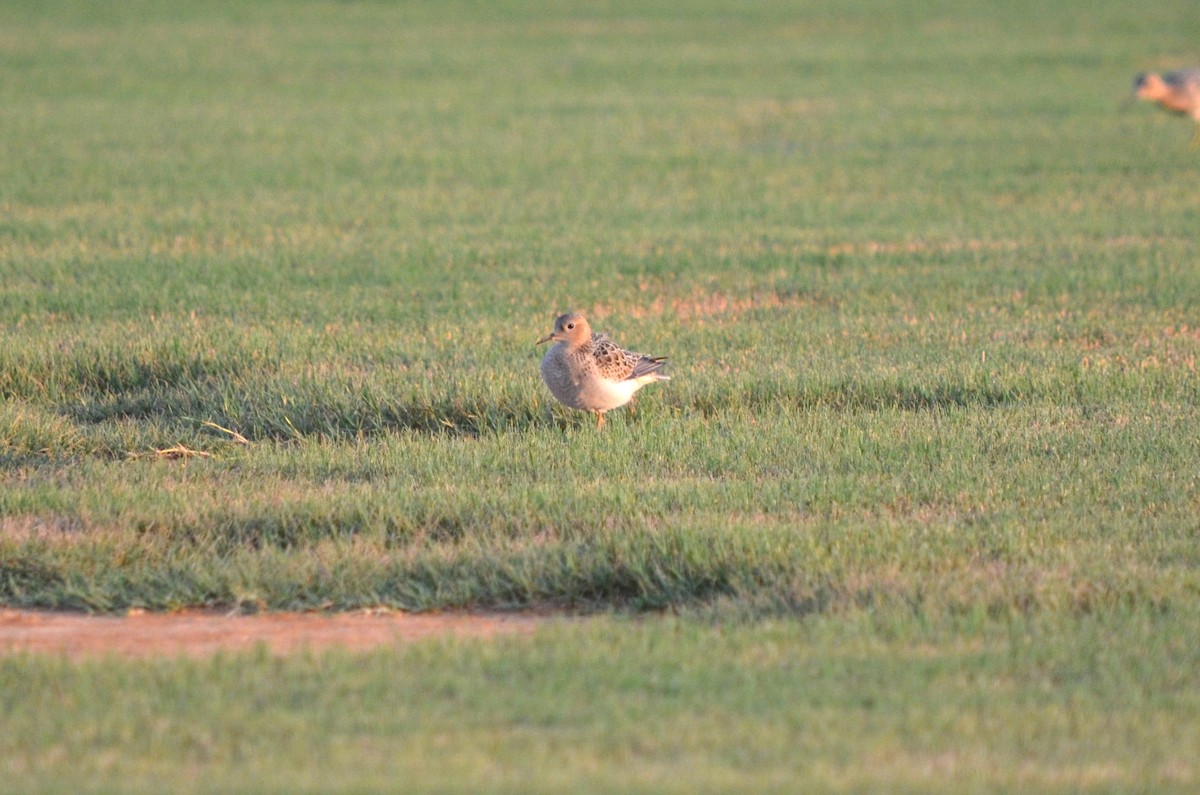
{"left": 566, "top": 323, "right": 575, "bottom": 329}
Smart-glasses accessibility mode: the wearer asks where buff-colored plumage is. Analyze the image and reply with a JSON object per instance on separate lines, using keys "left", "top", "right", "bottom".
{"left": 1134, "top": 69, "right": 1200, "bottom": 145}
{"left": 536, "top": 311, "right": 669, "bottom": 429}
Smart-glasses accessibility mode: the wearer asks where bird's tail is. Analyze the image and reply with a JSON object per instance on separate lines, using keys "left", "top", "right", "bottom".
{"left": 629, "top": 355, "right": 669, "bottom": 381}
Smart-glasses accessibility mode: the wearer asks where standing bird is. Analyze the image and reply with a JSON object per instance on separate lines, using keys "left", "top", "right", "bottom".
{"left": 536, "top": 311, "right": 669, "bottom": 429}
{"left": 1133, "top": 68, "right": 1200, "bottom": 146}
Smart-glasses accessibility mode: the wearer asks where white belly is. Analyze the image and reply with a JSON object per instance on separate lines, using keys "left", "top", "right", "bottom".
{"left": 580, "top": 376, "right": 642, "bottom": 411}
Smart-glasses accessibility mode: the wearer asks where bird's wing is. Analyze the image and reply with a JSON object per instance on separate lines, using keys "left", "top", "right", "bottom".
{"left": 590, "top": 334, "right": 667, "bottom": 381}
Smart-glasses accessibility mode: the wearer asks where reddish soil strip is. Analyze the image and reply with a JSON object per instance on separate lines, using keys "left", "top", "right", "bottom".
{"left": 0, "top": 609, "right": 550, "bottom": 660}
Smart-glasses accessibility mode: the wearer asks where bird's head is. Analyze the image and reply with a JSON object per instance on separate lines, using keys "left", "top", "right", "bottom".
{"left": 536, "top": 311, "right": 592, "bottom": 347}
{"left": 1133, "top": 71, "right": 1166, "bottom": 100}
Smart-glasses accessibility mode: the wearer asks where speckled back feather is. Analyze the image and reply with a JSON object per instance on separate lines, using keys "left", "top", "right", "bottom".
{"left": 587, "top": 333, "right": 668, "bottom": 381}
{"left": 1163, "top": 69, "right": 1200, "bottom": 89}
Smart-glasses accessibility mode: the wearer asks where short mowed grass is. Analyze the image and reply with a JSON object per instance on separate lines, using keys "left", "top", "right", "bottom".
{"left": 2, "top": 0, "right": 1199, "bottom": 791}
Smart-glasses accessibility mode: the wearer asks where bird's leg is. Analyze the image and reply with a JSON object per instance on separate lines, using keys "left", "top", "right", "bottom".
{"left": 1190, "top": 125, "right": 1200, "bottom": 149}
{"left": 595, "top": 411, "right": 605, "bottom": 430}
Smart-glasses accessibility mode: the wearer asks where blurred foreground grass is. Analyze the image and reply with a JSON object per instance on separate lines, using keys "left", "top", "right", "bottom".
{"left": 4, "top": 611, "right": 1200, "bottom": 794}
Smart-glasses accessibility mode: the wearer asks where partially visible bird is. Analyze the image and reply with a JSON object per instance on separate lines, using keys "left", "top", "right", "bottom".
{"left": 1133, "top": 68, "right": 1200, "bottom": 145}
{"left": 536, "top": 311, "right": 669, "bottom": 430}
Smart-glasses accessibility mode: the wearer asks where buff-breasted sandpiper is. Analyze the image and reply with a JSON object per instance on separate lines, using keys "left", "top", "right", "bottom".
{"left": 536, "top": 311, "right": 669, "bottom": 429}
{"left": 1134, "top": 69, "right": 1200, "bottom": 146}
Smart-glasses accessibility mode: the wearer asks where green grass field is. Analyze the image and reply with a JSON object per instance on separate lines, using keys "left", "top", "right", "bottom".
{"left": 2, "top": 0, "right": 1199, "bottom": 791}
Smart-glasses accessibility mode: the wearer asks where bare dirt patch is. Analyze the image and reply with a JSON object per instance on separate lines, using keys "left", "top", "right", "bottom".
{"left": 0, "top": 608, "right": 553, "bottom": 660}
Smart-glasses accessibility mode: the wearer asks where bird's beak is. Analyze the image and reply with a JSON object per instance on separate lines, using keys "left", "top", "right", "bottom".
{"left": 535, "top": 333, "right": 559, "bottom": 345}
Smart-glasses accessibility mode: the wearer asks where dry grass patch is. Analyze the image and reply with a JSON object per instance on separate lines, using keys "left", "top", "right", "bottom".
{"left": 591, "top": 289, "right": 816, "bottom": 323}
